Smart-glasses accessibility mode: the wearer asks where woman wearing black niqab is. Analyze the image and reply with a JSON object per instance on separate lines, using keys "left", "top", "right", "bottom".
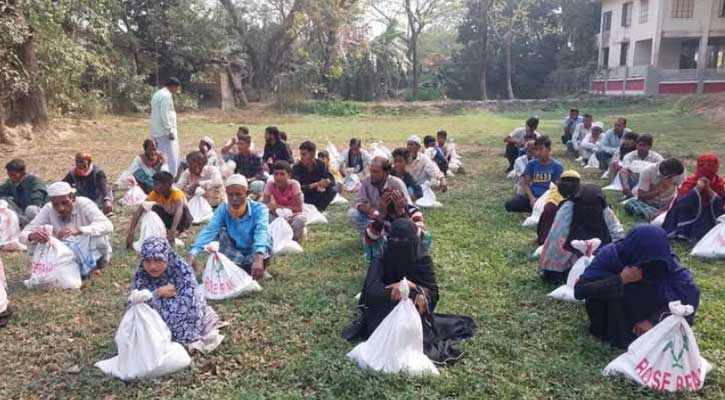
{"left": 343, "top": 218, "right": 475, "bottom": 365}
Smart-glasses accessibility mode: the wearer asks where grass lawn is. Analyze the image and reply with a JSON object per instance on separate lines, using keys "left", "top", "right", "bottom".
{"left": 0, "top": 101, "right": 723, "bottom": 399}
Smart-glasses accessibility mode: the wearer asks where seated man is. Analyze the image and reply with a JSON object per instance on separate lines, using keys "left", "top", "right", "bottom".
{"left": 436, "top": 130, "right": 451, "bottom": 161}
{"left": 596, "top": 117, "right": 632, "bottom": 171}
{"left": 233, "top": 134, "right": 266, "bottom": 197}
{"left": 423, "top": 135, "right": 449, "bottom": 175}
{"left": 188, "top": 174, "right": 271, "bottom": 279}
{"left": 292, "top": 141, "right": 337, "bottom": 212}
{"left": 568, "top": 113, "right": 592, "bottom": 155}
{"left": 221, "top": 126, "right": 250, "bottom": 162}
{"left": 511, "top": 141, "right": 538, "bottom": 195}
{"left": 126, "top": 172, "right": 192, "bottom": 249}
{"left": 177, "top": 151, "right": 224, "bottom": 207}
{"left": 363, "top": 188, "right": 429, "bottom": 260}
{"left": 0, "top": 159, "right": 48, "bottom": 226}
{"left": 504, "top": 117, "right": 540, "bottom": 172}
{"left": 391, "top": 148, "right": 423, "bottom": 201}
{"left": 263, "top": 161, "right": 307, "bottom": 242}
{"left": 199, "top": 136, "right": 219, "bottom": 167}
{"left": 347, "top": 157, "right": 412, "bottom": 235}
{"left": 578, "top": 121, "right": 604, "bottom": 164}
{"left": 407, "top": 135, "right": 447, "bottom": 191}
{"left": 338, "top": 138, "right": 372, "bottom": 178}
{"left": 620, "top": 133, "right": 663, "bottom": 197}
{"left": 62, "top": 152, "right": 113, "bottom": 215}
{"left": 21, "top": 182, "right": 113, "bottom": 279}
{"left": 606, "top": 131, "right": 638, "bottom": 182}
{"left": 663, "top": 153, "right": 724, "bottom": 242}
{"left": 624, "top": 159, "right": 685, "bottom": 221}
{"left": 505, "top": 136, "right": 563, "bottom": 213}
{"left": 561, "top": 108, "right": 582, "bottom": 151}
{"left": 574, "top": 226, "right": 700, "bottom": 349}
{"left": 263, "top": 126, "right": 294, "bottom": 170}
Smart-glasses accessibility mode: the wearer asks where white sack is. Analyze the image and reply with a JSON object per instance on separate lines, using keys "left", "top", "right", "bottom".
{"left": 0, "top": 257, "right": 8, "bottom": 314}
{"left": 201, "top": 242, "right": 261, "bottom": 300}
{"left": 188, "top": 187, "right": 213, "bottom": 225}
{"left": 327, "top": 142, "right": 342, "bottom": 166}
{"left": 448, "top": 142, "right": 462, "bottom": 173}
{"left": 270, "top": 217, "right": 303, "bottom": 256}
{"left": 523, "top": 184, "right": 554, "bottom": 228}
{"left": 24, "top": 225, "right": 82, "bottom": 290}
{"left": 331, "top": 193, "right": 349, "bottom": 206}
{"left": 415, "top": 182, "right": 442, "bottom": 209}
{"left": 304, "top": 204, "right": 328, "bottom": 225}
{"left": 584, "top": 154, "right": 600, "bottom": 170}
{"left": 603, "top": 173, "right": 624, "bottom": 192}
{"left": 0, "top": 200, "right": 26, "bottom": 251}
{"left": 133, "top": 202, "right": 167, "bottom": 253}
{"left": 120, "top": 177, "right": 146, "bottom": 207}
{"left": 691, "top": 215, "right": 725, "bottom": 259}
{"left": 548, "top": 239, "right": 602, "bottom": 302}
{"left": 221, "top": 160, "right": 236, "bottom": 180}
{"left": 342, "top": 173, "right": 361, "bottom": 193}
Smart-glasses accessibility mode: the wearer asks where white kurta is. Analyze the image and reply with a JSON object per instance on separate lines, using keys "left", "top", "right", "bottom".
{"left": 150, "top": 87, "right": 180, "bottom": 176}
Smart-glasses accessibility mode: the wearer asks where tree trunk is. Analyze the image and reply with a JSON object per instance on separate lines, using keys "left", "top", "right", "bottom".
{"left": 0, "top": 102, "right": 9, "bottom": 145}
{"left": 411, "top": 31, "right": 419, "bottom": 99}
{"left": 220, "top": 69, "right": 236, "bottom": 111}
{"left": 505, "top": 40, "right": 515, "bottom": 100}
{"left": 479, "top": 0, "right": 490, "bottom": 100}
{"left": 9, "top": 30, "right": 48, "bottom": 127}
{"left": 228, "top": 65, "right": 248, "bottom": 108}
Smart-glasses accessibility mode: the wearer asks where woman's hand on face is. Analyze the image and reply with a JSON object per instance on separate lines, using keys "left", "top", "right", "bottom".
{"left": 414, "top": 294, "right": 427, "bottom": 315}
{"left": 157, "top": 284, "right": 177, "bottom": 298}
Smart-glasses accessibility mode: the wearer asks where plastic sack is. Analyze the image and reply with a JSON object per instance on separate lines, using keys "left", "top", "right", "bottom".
{"left": 95, "top": 289, "right": 191, "bottom": 380}
{"left": 415, "top": 182, "right": 442, "bottom": 209}
{"left": 347, "top": 278, "right": 439, "bottom": 376}
{"left": 188, "top": 187, "right": 213, "bottom": 225}
{"left": 523, "top": 185, "right": 554, "bottom": 228}
{"left": 691, "top": 215, "right": 725, "bottom": 258}
{"left": 548, "top": 239, "right": 602, "bottom": 302}
{"left": 120, "top": 177, "right": 146, "bottom": 207}
{"left": 221, "top": 160, "right": 236, "bottom": 180}
{"left": 63, "top": 234, "right": 102, "bottom": 278}
{"left": 584, "top": 154, "right": 600, "bottom": 170}
{"left": 304, "top": 204, "right": 328, "bottom": 225}
{"left": 651, "top": 212, "right": 667, "bottom": 227}
{"left": 326, "top": 142, "right": 342, "bottom": 166}
{"left": 331, "top": 193, "right": 349, "bottom": 206}
{"left": 603, "top": 173, "right": 624, "bottom": 192}
{"left": 342, "top": 173, "right": 361, "bottom": 193}
{"left": 448, "top": 142, "right": 463, "bottom": 173}
{"left": 24, "top": 225, "right": 82, "bottom": 290}
{"left": 603, "top": 301, "right": 712, "bottom": 392}
{"left": 270, "top": 217, "right": 303, "bottom": 256}
{"left": 0, "top": 200, "right": 26, "bottom": 251}
{"left": 370, "top": 142, "right": 392, "bottom": 160}
{"left": 0, "top": 257, "right": 8, "bottom": 314}
{"left": 133, "top": 202, "right": 167, "bottom": 253}
{"left": 115, "top": 169, "right": 134, "bottom": 190}
{"left": 531, "top": 245, "right": 543, "bottom": 258}
{"left": 201, "top": 242, "right": 261, "bottom": 300}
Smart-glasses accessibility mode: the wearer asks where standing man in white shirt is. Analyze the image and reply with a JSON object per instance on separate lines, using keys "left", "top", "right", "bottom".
{"left": 150, "top": 78, "right": 181, "bottom": 177}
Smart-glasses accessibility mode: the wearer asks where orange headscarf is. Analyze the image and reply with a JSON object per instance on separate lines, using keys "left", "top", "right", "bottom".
{"left": 678, "top": 153, "right": 724, "bottom": 202}
{"left": 74, "top": 152, "right": 94, "bottom": 177}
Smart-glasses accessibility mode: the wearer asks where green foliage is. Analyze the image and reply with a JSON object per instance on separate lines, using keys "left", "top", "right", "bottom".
{"left": 406, "top": 73, "right": 447, "bottom": 101}
{"left": 107, "top": 72, "right": 156, "bottom": 114}
{"left": 298, "top": 100, "right": 363, "bottom": 117}
{"left": 173, "top": 92, "right": 200, "bottom": 113}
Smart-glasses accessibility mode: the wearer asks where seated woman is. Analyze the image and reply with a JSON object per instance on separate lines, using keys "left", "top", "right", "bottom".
{"left": 122, "top": 139, "right": 169, "bottom": 194}
{"left": 62, "top": 152, "right": 113, "bottom": 215}
{"left": 176, "top": 151, "right": 224, "bottom": 208}
{"left": 574, "top": 226, "right": 700, "bottom": 349}
{"left": 663, "top": 153, "right": 724, "bottom": 242}
{"left": 539, "top": 185, "right": 624, "bottom": 283}
{"left": 132, "top": 237, "right": 224, "bottom": 350}
{"left": 199, "top": 136, "right": 219, "bottom": 167}
{"left": 343, "top": 219, "right": 475, "bottom": 364}
{"left": 536, "top": 170, "right": 581, "bottom": 246}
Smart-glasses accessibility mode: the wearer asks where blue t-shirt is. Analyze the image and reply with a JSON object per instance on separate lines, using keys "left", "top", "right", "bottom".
{"left": 524, "top": 159, "right": 563, "bottom": 198}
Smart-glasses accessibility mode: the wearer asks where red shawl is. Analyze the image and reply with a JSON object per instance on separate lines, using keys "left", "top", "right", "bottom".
{"left": 678, "top": 153, "right": 724, "bottom": 202}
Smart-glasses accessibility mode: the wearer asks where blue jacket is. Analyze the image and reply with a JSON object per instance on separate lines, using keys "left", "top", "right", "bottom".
{"left": 599, "top": 128, "right": 632, "bottom": 155}
{"left": 190, "top": 200, "right": 270, "bottom": 257}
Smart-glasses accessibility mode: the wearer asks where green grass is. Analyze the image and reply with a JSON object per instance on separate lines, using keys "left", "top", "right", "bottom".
{"left": 1, "top": 102, "right": 724, "bottom": 399}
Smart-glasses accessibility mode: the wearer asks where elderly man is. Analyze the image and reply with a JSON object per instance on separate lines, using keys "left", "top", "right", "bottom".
{"left": 21, "top": 182, "right": 113, "bottom": 279}
{"left": 406, "top": 135, "right": 447, "bottom": 191}
{"left": 189, "top": 174, "right": 271, "bottom": 280}
{"left": 596, "top": 117, "right": 632, "bottom": 171}
{"left": 347, "top": 157, "right": 412, "bottom": 235}
{"left": 0, "top": 159, "right": 48, "bottom": 226}
{"left": 292, "top": 141, "right": 337, "bottom": 212}
{"left": 150, "top": 77, "right": 181, "bottom": 176}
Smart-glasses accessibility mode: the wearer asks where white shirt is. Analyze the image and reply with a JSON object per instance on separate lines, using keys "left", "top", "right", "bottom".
{"left": 507, "top": 128, "right": 541, "bottom": 148}
{"left": 571, "top": 123, "right": 591, "bottom": 151}
{"left": 622, "top": 150, "right": 664, "bottom": 172}
{"left": 408, "top": 153, "right": 445, "bottom": 185}
{"left": 150, "top": 87, "right": 177, "bottom": 137}
{"left": 21, "top": 197, "right": 114, "bottom": 243}
{"left": 579, "top": 133, "right": 602, "bottom": 153}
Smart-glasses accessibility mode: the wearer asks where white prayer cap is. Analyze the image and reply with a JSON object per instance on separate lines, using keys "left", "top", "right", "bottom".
{"left": 47, "top": 182, "right": 76, "bottom": 197}
{"left": 592, "top": 121, "right": 604, "bottom": 130}
{"left": 225, "top": 174, "right": 248, "bottom": 188}
{"left": 407, "top": 135, "right": 421, "bottom": 146}
{"left": 201, "top": 136, "right": 215, "bottom": 148}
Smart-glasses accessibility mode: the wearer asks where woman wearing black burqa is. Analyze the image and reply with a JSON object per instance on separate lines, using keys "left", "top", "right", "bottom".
{"left": 343, "top": 218, "right": 476, "bottom": 365}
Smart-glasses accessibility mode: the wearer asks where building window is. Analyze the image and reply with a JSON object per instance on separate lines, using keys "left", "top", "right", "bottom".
{"left": 672, "top": 0, "right": 694, "bottom": 19}
{"left": 621, "top": 2, "right": 633, "bottom": 27}
{"left": 602, "top": 47, "right": 610, "bottom": 67}
{"left": 679, "top": 39, "right": 699, "bottom": 69}
{"left": 602, "top": 11, "right": 612, "bottom": 32}
{"left": 620, "top": 42, "right": 629, "bottom": 66}
{"left": 640, "top": 0, "right": 649, "bottom": 23}
{"left": 720, "top": 0, "right": 725, "bottom": 17}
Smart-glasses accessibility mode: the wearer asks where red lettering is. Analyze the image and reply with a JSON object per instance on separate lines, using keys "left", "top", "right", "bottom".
{"left": 662, "top": 372, "right": 671, "bottom": 391}
{"left": 641, "top": 367, "right": 653, "bottom": 384}
{"left": 651, "top": 370, "right": 661, "bottom": 390}
{"left": 635, "top": 358, "right": 650, "bottom": 376}
{"left": 691, "top": 369, "right": 701, "bottom": 389}
{"left": 685, "top": 374, "right": 693, "bottom": 390}
{"left": 676, "top": 376, "right": 684, "bottom": 391}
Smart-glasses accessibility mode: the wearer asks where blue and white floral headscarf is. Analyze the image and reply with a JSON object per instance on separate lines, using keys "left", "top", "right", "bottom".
{"left": 132, "top": 237, "right": 205, "bottom": 344}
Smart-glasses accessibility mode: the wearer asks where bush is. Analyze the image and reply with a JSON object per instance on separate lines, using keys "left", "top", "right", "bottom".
{"left": 108, "top": 73, "right": 156, "bottom": 114}
{"left": 298, "top": 101, "right": 362, "bottom": 117}
{"left": 173, "top": 92, "right": 200, "bottom": 113}
{"left": 405, "top": 73, "right": 447, "bottom": 101}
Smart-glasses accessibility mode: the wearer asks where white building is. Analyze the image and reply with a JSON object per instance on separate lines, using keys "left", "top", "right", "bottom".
{"left": 592, "top": 0, "right": 725, "bottom": 95}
